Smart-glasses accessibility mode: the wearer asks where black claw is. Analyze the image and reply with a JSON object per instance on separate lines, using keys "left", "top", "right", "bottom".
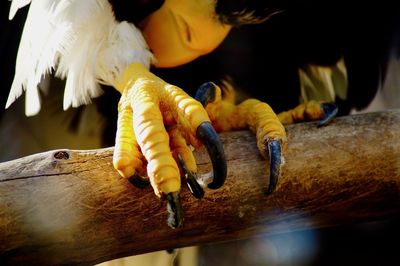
{"left": 265, "top": 139, "right": 282, "bottom": 195}
{"left": 195, "top": 82, "right": 217, "bottom": 106}
{"left": 177, "top": 154, "right": 204, "bottom": 199}
{"left": 166, "top": 192, "right": 184, "bottom": 229}
{"left": 318, "top": 103, "right": 338, "bottom": 127}
{"left": 128, "top": 174, "right": 150, "bottom": 189}
{"left": 196, "top": 122, "right": 227, "bottom": 189}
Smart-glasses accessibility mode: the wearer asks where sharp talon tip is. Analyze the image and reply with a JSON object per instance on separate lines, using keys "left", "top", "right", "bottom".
{"left": 186, "top": 173, "right": 205, "bottom": 199}
{"left": 166, "top": 192, "right": 184, "bottom": 229}
{"left": 177, "top": 154, "right": 204, "bottom": 199}
{"left": 195, "top": 82, "right": 217, "bottom": 107}
{"left": 128, "top": 174, "right": 150, "bottom": 189}
{"left": 196, "top": 122, "right": 227, "bottom": 190}
{"left": 265, "top": 140, "right": 282, "bottom": 195}
{"left": 318, "top": 103, "right": 338, "bottom": 127}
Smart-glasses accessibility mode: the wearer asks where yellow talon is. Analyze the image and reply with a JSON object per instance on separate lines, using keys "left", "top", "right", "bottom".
{"left": 220, "top": 99, "right": 285, "bottom": 158}
{"left": 277, "top": 100, "right": 326, "bottom": 125}
{"left": 114, "top": 63, "right": 212, "bottom": 198}
{"left": 198, "top": 84, "right": 287, "bottom": 156}
{"left": 195, "top": 81, "right": 285, "bottom": 194}
{"left": 113, "top": 64, "right": 228, "bottom": 227}
{"left": 113, "top": 106, "right": 144, "bottom": 178}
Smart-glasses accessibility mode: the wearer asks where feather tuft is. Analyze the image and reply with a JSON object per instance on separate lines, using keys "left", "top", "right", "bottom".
{"left": 7, "top": 0, "right": 154, "bottom": 116}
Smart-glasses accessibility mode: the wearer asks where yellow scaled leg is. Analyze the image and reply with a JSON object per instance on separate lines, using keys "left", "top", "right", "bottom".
{"left": 113, "top": 105, "right": 145, "bottom": 178}
{"left": 195, "top": 82, "right": 286, "bottom": 194}
{"left": 113, "top": 63, "right": 226, "bottom": 228}
{"left": 278, "top": 100, "right": 338, "bottom": 126}
{"left": 195, "top": 82, "right": 338, "bottom": 194}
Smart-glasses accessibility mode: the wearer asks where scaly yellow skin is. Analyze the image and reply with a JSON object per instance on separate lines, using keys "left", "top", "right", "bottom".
{"left": 113, "top": 106, "right": 146, "bottom": 178}
{"left": 277, "top": 100, "right": 326, "bottom": 125}
{"left": 205, "top": 85, "right": 330, "bottom": 158}
{"left": 114, "top": 63, "right": 210, "bottom": 197}
{"left": 205, "top": 86, "right": 286, "bottom": 158}
{"left": 169, "top": 127, "right": 197, "bottom": 176}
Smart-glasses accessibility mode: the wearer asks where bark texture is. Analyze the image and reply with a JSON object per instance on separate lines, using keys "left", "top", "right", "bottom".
{"left": 0, "top": 110, "right": 399, "bottom": 265}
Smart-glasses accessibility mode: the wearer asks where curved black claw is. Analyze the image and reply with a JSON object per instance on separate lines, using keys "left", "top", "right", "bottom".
{"left": 128, "top": 174, "right": 150, "bottom": 189}
{"left": 166, "top": 192, "right": 184, "bottom": 229}
{"left": 195, "top": 82, "right": 217, "bottom": 106}
{"left": 196, "top": 122, "right": 227, "bottom": 189}
{"left": 177, "top": 154, "right": 204, "bottom": 199}
{"left": 265, "top": 139, "right": 282, "bottom": 195}
{"left": 318, "top": 102, "right": 338, "bottom": 127}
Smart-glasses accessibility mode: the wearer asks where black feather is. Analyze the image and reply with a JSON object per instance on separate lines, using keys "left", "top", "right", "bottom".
{"left": 108, "top": 0, "right": 164, "bottom": 24}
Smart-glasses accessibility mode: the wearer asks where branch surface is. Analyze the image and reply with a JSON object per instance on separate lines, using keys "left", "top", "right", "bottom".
{"left": 0, "top": 110, "right": 399, "bottom": 265}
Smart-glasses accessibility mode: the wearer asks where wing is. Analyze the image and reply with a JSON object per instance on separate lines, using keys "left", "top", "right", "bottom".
{"left": 7, "top": 0, "right": 154, "bottom": 116}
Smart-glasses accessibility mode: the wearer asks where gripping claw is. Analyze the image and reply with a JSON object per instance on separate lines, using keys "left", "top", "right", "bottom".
{"left": 265, "top": 139, "right": 282, "bottom": 195}
{"left": 177, "top": 154, "right": 204, "bottom": 199}
{"left": 318, "top": 102, "right": 338, "bottom": 127}
{"left": 196, "top": 122, "right": 227, "bottom": 189}
{"left": 195, "top": 82, "right": 227, "bottom": 189}
{"left": 195, "top": 82, "right": 217, "bottom": 106}
{"left": 166, "top": 192, "right": 184, "bottom": 229}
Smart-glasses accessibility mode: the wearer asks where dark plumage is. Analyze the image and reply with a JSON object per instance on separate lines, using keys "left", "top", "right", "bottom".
{"left": 153, "top": 0, "right": 400, "bottom": 116}
{"left": 24, "top": 0, "right": 396, "bottom": 145}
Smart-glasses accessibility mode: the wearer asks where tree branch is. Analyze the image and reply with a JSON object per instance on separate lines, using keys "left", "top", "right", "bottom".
{"left": 1, "top": 110, "right": 399, "bottom": 265}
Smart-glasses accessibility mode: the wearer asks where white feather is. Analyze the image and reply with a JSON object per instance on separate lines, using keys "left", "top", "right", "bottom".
{"left": 25, "top": 79, "right": 40, "bottom": 116}
{"left": 9, "top": 0, "right": 31, "bottom": 20}
{"left": 7, "top": 0, "right": 154, "bottom": 116}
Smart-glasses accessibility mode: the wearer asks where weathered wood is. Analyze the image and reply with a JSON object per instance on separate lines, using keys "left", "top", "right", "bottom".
{"left": 0, "top": 110, "right": 399, "bottom": 265}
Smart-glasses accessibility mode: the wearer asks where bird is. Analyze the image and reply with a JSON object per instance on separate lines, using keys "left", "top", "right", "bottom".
{"left": 6, "top": 0, "right": 304, "bottom": 229}
{"left": 8, "top": 0, "right": 391, "bottom": 229}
